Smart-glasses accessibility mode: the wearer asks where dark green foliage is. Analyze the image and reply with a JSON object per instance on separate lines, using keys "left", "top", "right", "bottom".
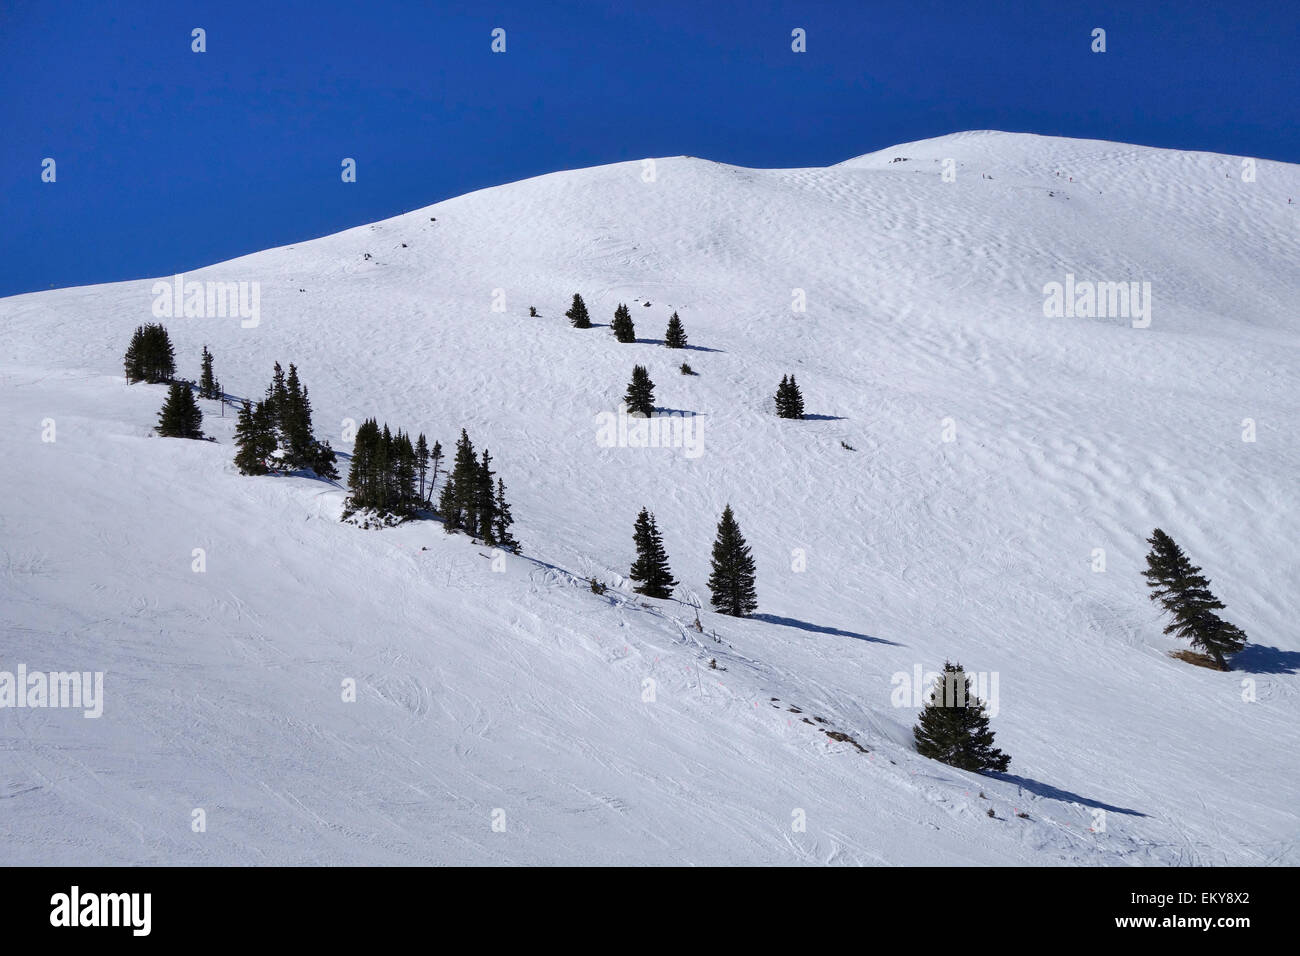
{"left": 775, "top": 374, "right": 805, "bottom": 419}
{"left": 233, "top": 400, "right": 276, "bottom": 474}
{"left": 345, "top": 419, "right": 422, "bottom": 517}
{"left": 680, "top": 362, "right": 695, "bottom": 376}
{"left": 198, "top": 345, "right": 221, "bottom": 400}
{"left": 156, "top": 383, "right": 204, "bottom": 439}
{"left": 438, "top": 429, "right": 479, "bottom": 533}
{"left": 629, "top": 508, "right": 677, "bottom": 599}
{"left": 707, "top": 505, "right": 757, "bottom": 616}
{"left": 566, "top": 293, "right": 591, "bottom": 329}
{"left": 1143, "top": 528, "right": 1247, "bottom": 669}
{"left": 494, "top": 478, "right": 519, "bottom": 552}
{"left": 913, "top": 662, "right": 1010, "bottom": 773}
{"left": 624, "top": 364, "right": 655, "bottom": 418}
{"left": 415, "top": 433, "right": 430, "bottom": 502}
{"left": 529, "top": 306, "right": 538, "bottom": 317}
{"left": 476, "top": 449, "right": 498, "bottom": 544}
{"left": 611, "top": 303, "right": 636, "bottom": 343}
{"left": 124, "top": 323, "right": 176, "bottom": 384}
{"left": 427, "top": 440, "right": 443, "bottom": 506}
{"left": 665, "top": 312, "right": 687, "bottom": 349}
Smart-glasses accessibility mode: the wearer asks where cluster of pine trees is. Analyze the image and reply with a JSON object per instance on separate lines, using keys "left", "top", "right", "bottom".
{"left": 625, "top": 504, "right": 757, "bottom": 616}
{"left": 436, "top": 430, "right": 518, "bottom": 549}
{"left": 233, "top": 362, "right": 338, "bottom": 478}
{"left": 1143, "top": 528, "right": 1247, "bottom": 669}
{"left": 123, "top": 323, "right": 176, "bottom": 384}
{"left": 775, "top": 375, "right": 805, "bottom": 419}
{"left": 342, "top": 419, "right": 441, "bottom": 517}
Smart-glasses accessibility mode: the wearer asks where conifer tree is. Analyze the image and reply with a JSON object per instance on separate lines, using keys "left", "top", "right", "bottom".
{"left": 476, "top": 449, "right": 498, "bottom": 543}
{"left": 493, "top": 478, "right": 519, "bottom": 552}
{"left": 265, "top": 362, "right": 289, "bottom": 436}
{"left": 707, "top": 505, "right": 758, "bottom": 616}
{"left": 1143, "top": 528, "right": 1247, "bottom": 669}
{"left": 629, "top": 508, "right": 677, "bottom": 599}
{"left": 624, "top": 365, "right": 656, "bottom": 418}
{"left": 427, "top": 440, "right": 443, "bottom": 505}
{"left": 415, "top": 434, "right": 430, "bottom": 503}
{"left": 566, "top": 293, "right": 591, "bottom": 329}
{"left": 776, "top": 375, "right": 804, "bottom": 419}
{"left": 123, "top": 323, "right": 176, "bottom": 384}
{"left": 439, "top": 430, "right": 478, "bottom": 532}
{"left": 665, "top": 312, "right": 687, "bottom": 349}
{"left": 233, "top": 399, "right": 275, "bottom": 474}
{"left": 611, "top": 303, "right": 636, "bottom": 343}
{"left": 198, "top": 345, "right": 219, "bottom": 400}
{"left": 913, "top": 662, "right": 1010, "bottom": 773}
{"left": 156, "top": 383, "right": 204, "bottom": 439}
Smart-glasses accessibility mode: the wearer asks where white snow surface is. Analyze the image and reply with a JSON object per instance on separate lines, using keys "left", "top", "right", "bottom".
{"left": 1, "top": 130, "right": 1298, "bottom": 865}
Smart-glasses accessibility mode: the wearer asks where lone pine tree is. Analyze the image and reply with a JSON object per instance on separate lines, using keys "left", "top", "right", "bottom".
{"left": 708, "top": 505, "right": 758, "bottom": 616}
{"left": 664, "top": 312, "right": 687, "bottom": 349}
{"left": 566, "top": 293, "right": 591, "bottom": 329}
{"left": 493, "top": 477, "right": 519, "bottom": 552}
{"left": 775, "top": 374, "right": 805, "bottom": 419}
{"left": 198, "top": 345, "right": 221, "bottom": 400}
{"left": 156, "top": 383, "right": 204, "bottom": 439}
{"left": 1143, "top": 528, "right": 1247, "bottom": 669}
{"left": 629, "top": 508, "right": 678, "bottom": 599}
{"left": 624, "top": 365, "right": 656, "bottom": 418}
{"left": 123, "top": 323, "right": 176, "bottom": 384}
{"left": 611, "top": 303, "right": 636, "bottom": 343}
{"left": 913, "top": 661, "right": 1010, "bottom": 773}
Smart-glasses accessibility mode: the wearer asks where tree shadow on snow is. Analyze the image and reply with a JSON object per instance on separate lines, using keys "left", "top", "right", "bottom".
{"left": 752, "top": 613, "right": 901, "bottom": 646}
{"left": 1228, "top": 645, "right": 1300, "bottom": 675}
{"left": 801, "top": 413, "right": 847, "bottom": 421}
{"left": 635, "top": 338, "right": 725, "bottom": 353}
{"left": 991, "top": 773, "right": 1147, "bottom": 817}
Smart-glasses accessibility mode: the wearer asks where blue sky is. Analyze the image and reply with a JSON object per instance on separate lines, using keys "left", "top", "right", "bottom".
{"left": 1, "top": 0, "right": 1296, "bottom": 298}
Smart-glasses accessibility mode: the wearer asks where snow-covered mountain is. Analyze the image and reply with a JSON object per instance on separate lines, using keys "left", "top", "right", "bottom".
{"left": 2, "top": 130, "right": 1297, "bottom": 865}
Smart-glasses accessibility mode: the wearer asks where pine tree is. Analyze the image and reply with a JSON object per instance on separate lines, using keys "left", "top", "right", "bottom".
{"left": 156, "top": 383, "right": 204, "bottom": 439}
{"left": 1143, "top": 528, "right": 1247, "bottom": 669}
{"left": 707, "top": 505, "right": 757, "bottom": 616}
{"left": 346, "top": 418, "right": 382, "bottom": 511}
{"left": 566, "top": 293, "right": 591, "bottom": 329}
{"left": 415, "top": 433, "right": 430, "bottom": 503}
{"left": 913, "top": 662, "right": 1010, "bottom": 773}
{"left": 493, "top": 478, "right": 519, "bottom": 552}
{"left": 199, "top": 345, "right": 218, "bottom": 400}
{"left": 629, "top": 508, "right": 678, "bottom": 599}
{"left": 476, "top": 449, "right": 497, "bottom": 543}
{"left": 439, "top": 429, "right": 478, "bottom": 532}
{"left": 665, "top": 312, "right": 687, "bottom": 349}
{"left": 123, "top": 323, "right": 176, "bottom": 384}
{"left": 776, "top": 375, "right": 804, "bottom": 419}
{"left": 233, "top": 399, "right": 275, "bottom": 474}
{"left": 427, "top": 440, "right": 444, "bottom": 506}
{"left": 624, "top": 365, "right": 656, "bottom": 418}
{"left": 611, "top": 303, "right": 636, "bottom": 343}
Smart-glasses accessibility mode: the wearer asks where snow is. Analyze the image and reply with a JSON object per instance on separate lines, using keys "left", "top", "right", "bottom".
{"left": 1, "top": 130, "right": 1297, "bottom": 865}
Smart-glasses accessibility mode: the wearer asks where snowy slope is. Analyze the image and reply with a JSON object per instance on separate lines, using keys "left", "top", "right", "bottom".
{"left": 2, "top": 130, "right": 1298, "bottom": 865}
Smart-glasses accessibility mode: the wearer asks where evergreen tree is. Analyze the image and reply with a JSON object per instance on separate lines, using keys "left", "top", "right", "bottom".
{"left": 611, "top": 303, "right": 636, "bottom": 343}
{"left": 493, "top": 477, "right": 519, "bottom": 552}
{"left": 123, "top": 323, "right": 176, "bottom": 384}
{"left": 707, "top": 505, "right": 758, "bottom": 616}
{"left": 265, "top": 362, "right": 289, "bottom": 437}
{"left": 776, "top": 374, "right": 805, "bottom": 419}
{"left": 311, "top": 440, "right": 339, "bottom": 481}
{"left": 566, "top": 293, "right": 591, "bottom": 329}
{"left": 346, "top": 418, "right": 383, "bottom": 510}
{"left": 427, "top": 440, "right": 443, "bottom": 506}
{"left": 439, "top": 429, "right": 478, "bottom": 532}
{"left": 156, "top": 383, "right": 204, "bottom": 439}
{"left": 913, "top": 662, "right": 1010, "bottom": 773}
{"left": 476, "top": 449, "right": 498, "bottom": 543}
{"left": 1143, "top": 528, "right": 1247, "bottom": 669}
{"left": 664, "top": 312, "right": 687, "bottom": 349}
{"left": 233, "top": 399, "right": 275, "bottom": 474}
{"left": 629, "top": 508, "right": 677, "bottom": 599}
{"left": 198, "top": 345, "right": 219, "bottom": 400}
{"left": 624, "top": 365, "right": 656, "bottom": 418}
{"left": 415, "top": 434, "right": 430, "bottom": 503}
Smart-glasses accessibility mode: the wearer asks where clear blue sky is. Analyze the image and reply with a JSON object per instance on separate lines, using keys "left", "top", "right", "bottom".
{"left": 1, "top": 0, "right": 1296, "bottom": 298}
